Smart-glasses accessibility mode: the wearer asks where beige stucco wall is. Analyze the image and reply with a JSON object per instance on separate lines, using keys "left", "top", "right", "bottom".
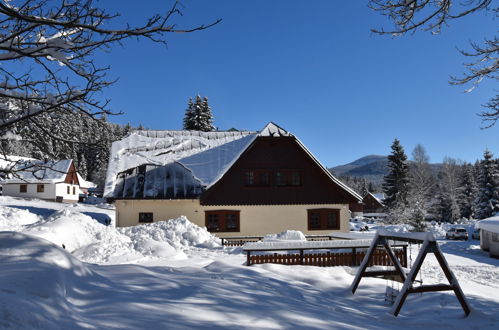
{"left": 115, "top": 199, "right": 350, "bottom": 237}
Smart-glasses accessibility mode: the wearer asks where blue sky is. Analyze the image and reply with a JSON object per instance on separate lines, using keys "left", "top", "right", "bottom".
{"left": 96, "top": 1, "right": 497, "bottom": 167}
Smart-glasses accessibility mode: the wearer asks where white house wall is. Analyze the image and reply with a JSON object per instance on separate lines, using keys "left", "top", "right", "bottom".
{"left": 2, "top": 183, "right": 79, "bottom": 202}
{"left": 55, "top": 183, "right": 79, "bottom": 202}
{"left": 115, "top": 199, "right": 350, "bottom": 237}
{"left": 2, "top": 183, "right": 56, "bottom": 200}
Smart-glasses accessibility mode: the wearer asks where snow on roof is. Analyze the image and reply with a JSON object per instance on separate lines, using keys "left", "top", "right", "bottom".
{"left": 371, "top": 193, "right": 385, "bottom": 204}
{"left": 104, "top": 129, "right": 256, "bottom": 197}
{"left": 258, "top": 122, "right": 291, "bottom": 137}
{"left": 3, "top": 159, "right": 73, "bottom": 184}
{"left": 0, "top": 155, "right": 37, "bottom": 172}
{"left": 476, "top": 215, "right": 499, "bottom": 234}
{"left": 77, "top": 173, "right": 97, "bottom": 189}
{"left": 105, "top": 122, "right": 362, "bottom": 202}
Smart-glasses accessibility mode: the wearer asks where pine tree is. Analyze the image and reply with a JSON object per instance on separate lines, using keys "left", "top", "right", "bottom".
{"left": 183, "top": 95, "right": 215, "bottom": 131}
{"left": 458, "top": 163, "right": 477, "bottom": 219}
{"left": 382, "top": 139, "right": 410, "bottom": 223}
{"left": 474, "top": 150, "right": 499, "bottom": 219}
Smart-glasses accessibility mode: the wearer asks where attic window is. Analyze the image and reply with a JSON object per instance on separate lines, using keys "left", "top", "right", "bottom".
{"left": 307, "top": 209, "right": 340, "bottom": 231}
{"left": 245, "top": 170, "right": 271, "bottom": 186}
{"left": 205, "top": 210, "right": 240, "bottom": 232}
{"left": 275, "top": 170, "right": 302, "bottom": 186}
{"left": 37, "top": 184, "right": 44, "bottom": 193}
{"left": 20, "top": 184, "right": 27, "bottom": 193}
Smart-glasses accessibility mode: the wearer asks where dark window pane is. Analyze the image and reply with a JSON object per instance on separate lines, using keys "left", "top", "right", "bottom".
{"left": 291, "top": 172, "right": 301, "bottom": 186}
{"left": 309, "top": 213, "right": 321, "bottom": 229}
{"left": 139, "top": 212, "right": 153, "bottom": 223}
{"left": 327, "top": 212, "right": 338, "bottom": 228}
{"left": 207, "top": 214, "right": 219, "bottom": 231}
{"left": 259, "top": 172, "right": 270, "bottom": 185}
{"left": 226, "top": 214, "right": 238, "bottom": 230}
{"left": 20, "top": 184, "right": 27, "bottom": 193}
{"left": 245, "top": 171, "right": 254, "bottom": 185}
{"left": 275, "top": 172, "right": 285, "bottom": 186}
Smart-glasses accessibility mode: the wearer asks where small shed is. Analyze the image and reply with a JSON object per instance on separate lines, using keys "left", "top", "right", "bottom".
{"left": 476, "top": 216, "right": 499, "bottom": 258}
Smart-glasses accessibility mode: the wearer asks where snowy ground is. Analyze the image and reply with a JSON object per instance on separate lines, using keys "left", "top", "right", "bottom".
{"left": 1, "top": 197, "right": 498, "bottom": 329}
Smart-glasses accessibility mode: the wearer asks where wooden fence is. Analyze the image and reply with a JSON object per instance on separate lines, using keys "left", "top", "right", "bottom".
{"left": 247, "top": 248, "right": 406, "bottom": 267}
{"left": 220, "top": 235, "right": 334, "bottom": 247}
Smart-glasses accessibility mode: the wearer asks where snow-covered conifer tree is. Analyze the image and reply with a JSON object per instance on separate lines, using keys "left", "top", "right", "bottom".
{"left": 382, "top": 139, "right": 410, "bottom": 223}
{"left": 474, "top": 150, "right": 499, "bottom": 219}
{"left": 183, "top": 96, "right": 215, "bottom": 131}
{"left": 458, "top": 163, "right": 477, "bottom": 219}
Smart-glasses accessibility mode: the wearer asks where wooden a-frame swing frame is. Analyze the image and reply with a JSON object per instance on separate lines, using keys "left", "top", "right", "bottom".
{"left": 350, "top": 231, "right": 471, "bottom": 317}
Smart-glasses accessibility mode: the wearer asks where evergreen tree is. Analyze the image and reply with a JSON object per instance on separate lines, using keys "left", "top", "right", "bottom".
{"left": 474, "top": 150, "right": 499, "bottom": 219}
{"left": 382, "top": 139, "right": 410, "bottom": 223}
{"left": 458, "top": 163, "right": 477, "bottom": 219}
{"left": 183, "top": 95, "right": 215, "bottom": 131}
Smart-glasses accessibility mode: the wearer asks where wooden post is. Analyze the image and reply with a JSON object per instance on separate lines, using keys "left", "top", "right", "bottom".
{"left": 300, "top": 249, "right": 304, "bottom": 265}
{"left": 246, "top": 250, "right": 251, "bottom": 266}
{"left": 352, "top": 247, "right": 357, "bottom": 266}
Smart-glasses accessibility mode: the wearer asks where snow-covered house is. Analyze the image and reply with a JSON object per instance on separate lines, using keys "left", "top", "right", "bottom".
{"left": 362, "top": 192, "right": 384, "bottom": 214}
{"left": 2, "top": 159, "right": 81, "bottom": 203}
{"left": 105, "top": 123, "right": 363, "bottom": 236}
{"left": 476, "top": 216, "right": 499, "bottom": 258}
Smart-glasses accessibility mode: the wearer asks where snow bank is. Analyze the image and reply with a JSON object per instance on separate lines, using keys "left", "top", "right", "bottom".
{"left": 0, "top": 206, "right": 41, "bottom": 231}
{"left": 262, "top": 230, "right": 306, "bottom": 242}
{"left": 119, "top": 216, "right": 221, "bottom": 250}
{"left": 0, "top": 204, "right": 220, "bottom": 265}
{"left": 0, "top": 232, "right": 101, "bottom": 328}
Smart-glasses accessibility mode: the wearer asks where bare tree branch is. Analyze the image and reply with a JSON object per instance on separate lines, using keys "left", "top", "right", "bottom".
{"left": 0, "top": 0, "right": 221, "bottom": 131}
{"left": 369, "top": 0, "right": 498, "bottom": 127}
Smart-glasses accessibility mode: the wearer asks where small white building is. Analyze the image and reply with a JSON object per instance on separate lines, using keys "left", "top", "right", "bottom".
{"left": 2, "top": 159, "right": 81, "bottom": 203}
{"left": 476, "top": 215, "right": 499, "bottom": 258}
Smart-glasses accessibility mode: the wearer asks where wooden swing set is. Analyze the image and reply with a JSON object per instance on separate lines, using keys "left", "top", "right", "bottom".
{"left": 350, "top": 230, "right": 471, "bottom": 317}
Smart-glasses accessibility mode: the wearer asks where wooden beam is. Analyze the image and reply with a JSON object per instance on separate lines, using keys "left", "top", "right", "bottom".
{"left": 351, "top": 235, "right": 380, "bottom": 294}
{"left": 433, "top": 244, "right": 471, "bottom": 316}
{"left": 407, "top": 284, "right": 453, "bottom": 294}
{"left": 381, "top": 238, "right": 407, "bottom": 283}
{"left": 362, "top": 270, "right": 401, "bottom": 277}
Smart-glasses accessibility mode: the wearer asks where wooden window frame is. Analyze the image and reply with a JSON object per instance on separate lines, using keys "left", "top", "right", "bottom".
{"left": 73, "top": 186, "right": 76, "bottom": 195}
{"left": 244, "top": 170, "right": 272, "bottom": 187}
{"left": 20, "top": 184, "right": 27, "bottom": 193}
{"left": 139, "top": 212, "right": 153, "bottom": 223}
{"left": 205, "top": 210, "right": 240, "bottom": 232}
{"left": 274, "top": 170, "right": 302, "bottom": 187}
{"left": 67, "top": 186, "right": 70, "bottom": 194}
{"left": 307, "top": 208, "right": 340, "bottom": 231}
{"left": 37, "top": 184, "right": 44, "bottom": 193}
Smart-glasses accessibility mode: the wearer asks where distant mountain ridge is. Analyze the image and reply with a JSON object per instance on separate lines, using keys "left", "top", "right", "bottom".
{"left": 330, "top": 154, "right": 442, "bottom": 184}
